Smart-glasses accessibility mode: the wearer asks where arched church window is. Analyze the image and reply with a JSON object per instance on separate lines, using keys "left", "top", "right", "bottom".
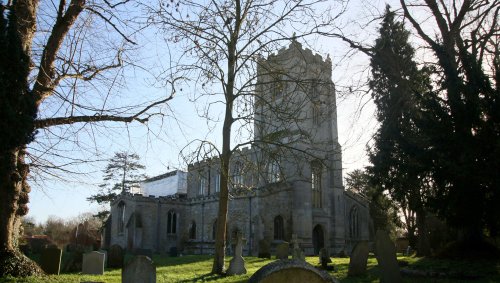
{"left": 311, "top": 161, "right": 322, "bottom": 208}
{"left": 214, "top": 172, "right": 220, "bottom": 193}
{"left": 232, "top": 161, "right": 243, "bottom": 186}
{"left": 274, "top": 215, "right": 285, "bottom": 240}
{"left": 167, "top": 210, "right": 177, "bottom": 234}
{"left": 189, "top": 221, "right": 196, "bottom": 239}
{"left": 199, "top": 176, "right": 206, "bottom": 196}
{"left": 117, "top": 202, "right": 125, "bottom": 234}
{"left": 267, "top": 159, "right": 281, "bottom": 183}
{"left": 349, "top": 206, "right": 359, "bottom": 238}
{"left": 312, "top": 102, "right": 321, "bottom": 125}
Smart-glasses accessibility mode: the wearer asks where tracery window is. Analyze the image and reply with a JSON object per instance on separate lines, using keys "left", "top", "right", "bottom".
{"left": 232, "top": 162, "right": 244, "bottom": 186}
{"left": 214, "top": 173, "right": 220, "bottom": 193}
{"left": 199, "top": 177, "right": 206, "bottom": 195}
{"left": 267, "top": 159, "right": 281, "bottom": 183}
{"left": 274, "top": 216, "right": 285, "bottom": 240}
{"left": 349, "top": 206, "right": 359, "bottom": 238}
{"left": 311, "top": 161, "right": 322, "bottom": 208}
{"left": 189, "top": 221, "right": 196, "bottom": 239}
{"left": 312, "top": 102, "right": 321, "bottom": 125}
{"left": 167, "top": 210, "right": 177, "bottom": 234}
{"left": 117, "top": 202, "right": 125, "bottom": 234}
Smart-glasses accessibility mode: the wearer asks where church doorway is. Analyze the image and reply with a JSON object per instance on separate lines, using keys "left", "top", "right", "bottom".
{"left": 312, "top": 224, "right": 324, "bottom": 255}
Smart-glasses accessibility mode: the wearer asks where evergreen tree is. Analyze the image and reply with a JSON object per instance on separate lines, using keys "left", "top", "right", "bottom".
{"left": 88, "top": 152, "right": 146, "bottom": 221}
{"left": 399, "top": 0, "right": 500, "bottom": 245}
{"left": 345, "top": 169, "right": 401, "bottom": 238}
{"left": 367, "top": 6, "right": 433, "bottom": 256}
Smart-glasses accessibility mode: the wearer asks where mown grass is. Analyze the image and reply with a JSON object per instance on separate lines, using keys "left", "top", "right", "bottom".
{"left": 1, "top": 254, "right": 499, "bottom": 282}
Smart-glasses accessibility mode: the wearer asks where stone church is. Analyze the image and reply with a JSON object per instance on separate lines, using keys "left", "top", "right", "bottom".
{"left": 106, "top": 41, "right": 370, "bottom": 256}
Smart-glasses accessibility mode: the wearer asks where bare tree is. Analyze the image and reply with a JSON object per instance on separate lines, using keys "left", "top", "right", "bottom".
{"left": 149, "top": 0, "right": 346, "bottom": 274}
{"left": 0, "top": 0, "right": 175, "bottom": 276}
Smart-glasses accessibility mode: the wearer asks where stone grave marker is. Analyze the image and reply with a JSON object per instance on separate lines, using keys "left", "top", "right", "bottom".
{"left": 291, "top": 234, "right": 305, "bottom": 261}
{"left": 258, "top": 239, "right": 271, "bottom": 259}
{"left": 348, "top": 241, "right": 369, "bottom": 276}
{"left": 98, "top": 249, "right": 107, "bottom": 268}
{"left": 134, "top": 248, "right": 153, "bottom": 259}
{"left": 248, "top": 259, "right": 339, "bottom": 283}
{"left": 122, "top": 255, "right": 156, "bottom": 283}
{"left": 40, "top": 247, "right": 62, "bottom": 275}
{"left": 82, "top": 251, "right": 105, "bottom": 275}
{"left": 319, "top": 248, "right": 333, "bottom": 270}
{"left": 275, "top": 242, "right": 289, "bottom": 260}
{"left": 108, "top": 244, "right": 124, "bottom": 268}
{"left": 169, "top": 246, "right": 179, "bottom": 257}
{"left": 375, "top": 230, "right": 402, "bottom": 283}
{"left": 227, "top": 232, "right": 247, "bottom": 275}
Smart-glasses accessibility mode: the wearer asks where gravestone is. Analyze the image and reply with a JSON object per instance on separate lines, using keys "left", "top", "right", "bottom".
{"left": 258, "top": 239, "right": 271, "bottom": 259}
{"left": 375, "top": 230, "right": 402, "bottom": 283}
{"left": 40, "top": 247, "right": 62, "bottom": 275}
{"left": 122, "top": 255, "right": 156, "bottom": 283}
{"left": 227, "top": 232, "right": 247, "bottom": 275}
{"left": 108, "top": 244, "right": 124, "bottom": 268}
{"left": 291, "top": 234, "right": 305, "bottom": 261}
{"left": 98, "top": 249, "right": 107, "bottom": 268}
{"left": 169, "top": 247, "right": 179, "bottom": 257}
{"left": 134, "top": 248, "right": 153, "bottom": 259}
{"left": 319, "top": 248, "right": 332, "bottom": 270}
{"left": 275, "top": 242, "right": 289, "bottom": 260}
{"left": 82, "top": 251, "right": 105, "bottom": 275}
{"left": 348, "top": 241, "right": 369, "bottom": 276}
{"left": 248, "top": 259, "right": 339, "bottom": 283}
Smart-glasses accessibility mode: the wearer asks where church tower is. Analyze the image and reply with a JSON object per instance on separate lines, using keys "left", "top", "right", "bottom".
{"left": 254, "top": 41, "right": 345, "bottom": 253}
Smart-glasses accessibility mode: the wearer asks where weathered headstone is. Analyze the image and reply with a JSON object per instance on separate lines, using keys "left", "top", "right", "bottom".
{"left": 348, "top": 241, "right": 369, "bottom": 276}
{"left": 319, "top": 248, "right": 332, "bottom": 270}
{"left": 291, "top": 234, "right": 305, "bottom": 261}
{"left": 375, "top": 230, "right": 402, "bottom": 283}
{"left": 258, "top": 239, "right": 271, "bottom": 259}
{"left": 122, "top": 255, "right": 156, "bottom": 283}
{"left": 169, "top": 246, "right": 179, "bottom": 257}
{"left": 134, "top": 248, "right": 153, "bottom": 259}
{"left": 98, "top": 249, "right": 107, "bottom": 268}
{"left": 248, "top": 259, "right": 339, "bottom": 283}
{"left": 40, "top": 247, "right": 62, "bottom": 275}
{"left": 275, "top": 242, "right": 289, "bottom": 260}
{"left": 227, "top": 232, "right": 247, "bottom": 275}
{"left": 82, "top": 251, "right": 105, "bottom": 275}
{"left": 108, "top": 244, "right": 124, "bottom": 268}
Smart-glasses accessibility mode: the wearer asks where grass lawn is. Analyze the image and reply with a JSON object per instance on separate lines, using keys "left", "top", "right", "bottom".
{"left": 1, "top": 254, "right": 499, "bottom": 282}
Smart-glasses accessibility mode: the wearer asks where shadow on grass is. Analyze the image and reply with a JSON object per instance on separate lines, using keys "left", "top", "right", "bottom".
{"left": 175, "top": 273, "right": 247, "bottom": 283}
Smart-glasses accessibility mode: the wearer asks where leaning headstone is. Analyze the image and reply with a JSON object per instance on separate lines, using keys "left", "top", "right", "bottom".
{"left": 82, "top": 251, "right": 105, "bottom": 275}
{"left": 108, "top": 244, "right": 124, "bottom": 268}
{"left": 122, "top": 255, "right": 156, "bottom": 283}
{"left": 275, "top": 242, "right": 289, "bottom": 260}
{"left": 227, "top": 232, "right": 247, "bottom": 275}
{"left": 258, "top": 239, "right": 271, "bottom": 259}
{"left": 134, "top": 248, "right": 153, "bottom": 259}
{"left": 319, "top": 248, "right": 333, "bottom": 270}
{"left": 40, "top": 247, "right": 62, "bottom": 275}
{"left": 248, "top": 259, "right": 339, "bottom": 283}
{"left": 375, "top": 230, "right": 402, "bottom": 283}
{"left": 291, "top": 234, "right": 305, "bottom": 261}
{"left": 348, "top": 241, "right": 369, "bottom": 276}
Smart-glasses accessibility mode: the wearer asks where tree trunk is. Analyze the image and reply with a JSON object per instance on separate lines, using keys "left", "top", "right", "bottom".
{"left": 0, "top": 148, "right": 43, "bottom": 277}
{"left": 415, "top": 209, "right": 430, "bottom": 257}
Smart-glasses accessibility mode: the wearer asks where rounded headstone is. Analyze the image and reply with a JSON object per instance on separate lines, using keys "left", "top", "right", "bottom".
{"left": 248, "top": 259, "right": 339, "bottom": 283}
